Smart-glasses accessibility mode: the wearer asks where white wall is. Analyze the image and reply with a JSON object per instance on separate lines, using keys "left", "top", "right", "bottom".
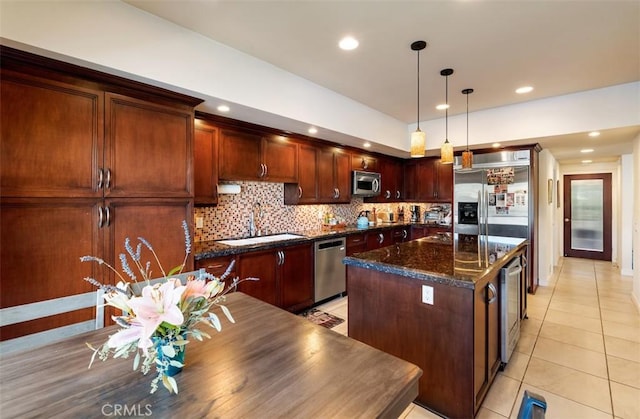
{"left": 620, "top": 155, "right": 634, "bottom": 276}
{"left": 633, "top": 135, "right": 640, "bottom": 310}
{"left": 537, "top": 149, "right": 558, "bottom": 285}
{"left": 1, "top": 0, "right": 639, "bottom": 157}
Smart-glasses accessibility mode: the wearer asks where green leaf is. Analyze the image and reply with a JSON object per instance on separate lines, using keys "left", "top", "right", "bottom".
{"left": 220, "top": 304, "right": 235, "bottom": 324}
{"left": 163, "top": 374, "right": 179, "bottom": 394}
{"left": 133, "top": 351, "right": 140, "bottom": 371}
{"left": 209, "top": 313, "right": 221, "bottom": 331}
{"left": 162, "top": 344, "right": 176, "bottom": 358}
{"left": 169, "top": 359, "right": 183, "bottom": 368}
{"left": 166, "top": 265, "right": 184, "bottom": 277}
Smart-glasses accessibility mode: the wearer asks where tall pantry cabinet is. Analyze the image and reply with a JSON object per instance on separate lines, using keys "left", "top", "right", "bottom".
{"left": 0, "top": 47, "right": 203, "bottom": 340}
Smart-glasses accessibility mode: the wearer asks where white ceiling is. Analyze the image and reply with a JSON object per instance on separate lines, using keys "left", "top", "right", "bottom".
{"left": 125, "top": 0, "right": 639, "bottom": 163}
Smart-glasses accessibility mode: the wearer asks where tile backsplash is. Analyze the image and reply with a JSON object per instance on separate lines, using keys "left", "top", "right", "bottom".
{"left": 193, "top": 181, "right": 450, "bottom": 242}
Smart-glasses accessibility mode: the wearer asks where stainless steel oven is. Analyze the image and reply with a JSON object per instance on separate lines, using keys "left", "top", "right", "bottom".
{"left": 500, "top": 256, "right": 522, "bottom": 365}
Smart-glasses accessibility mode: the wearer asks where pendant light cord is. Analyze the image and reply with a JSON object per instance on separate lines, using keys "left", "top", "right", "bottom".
{"left": 416, "top": 49, "right": 420, "bottom": 130}
{"left": 445, "top": 73, "right": 448, "bottom": 140}
{"left": 466, "top": 92, "right": 469, "bottom": 150}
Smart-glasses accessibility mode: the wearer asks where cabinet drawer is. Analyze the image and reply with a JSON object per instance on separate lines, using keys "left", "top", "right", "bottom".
{"left": 196, "top": 255, "right": 236, "bottom": 279}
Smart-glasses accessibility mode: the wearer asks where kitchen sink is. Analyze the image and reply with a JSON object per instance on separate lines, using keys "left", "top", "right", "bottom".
{"left": 217, "top": 233, "right": 305, "bottom": 247}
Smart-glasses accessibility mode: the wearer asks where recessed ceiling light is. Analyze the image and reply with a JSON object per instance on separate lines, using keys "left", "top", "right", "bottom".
{"left": 582, "top": 160, "right": 592, "bottom": 164}
{"left": 308, "top": 127, "right": 318, "bottom": 134}
{"left": 338, "top": 36, "right": 359, "bottom": 50}
{"left": 515, "top": 86, "right": 533, "bottom": 94}
{"left": 588, "top": 131, "right": 600, "bottom": 137}
{"left": 363, "top": 142, "right": 371, "bottom": 148}
{"left": 580, "top": 148, "right": 594, "bottom": 153}
{"left": 436, "top": 104, "right": 449, "bottom": 110}
{"left": 217, "top": 105, "right": 230, "bottom": 112}
{"left": 492, "top": 143, "right": 501, "bottom": 148}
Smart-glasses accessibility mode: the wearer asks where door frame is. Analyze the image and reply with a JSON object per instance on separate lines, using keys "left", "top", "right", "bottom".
{"left": 562, "top": 173, "right": 612, "bottom": 261}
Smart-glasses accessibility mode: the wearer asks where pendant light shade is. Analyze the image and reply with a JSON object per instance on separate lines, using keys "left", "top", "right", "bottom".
{"left": 440, "top": 68, "right": 454, "bottom": 164}
{"left": 461, "top": 88, "right": 474, "bottom": 169}
{"left": 410, "top": 41, "right": 427, "bottom": 158}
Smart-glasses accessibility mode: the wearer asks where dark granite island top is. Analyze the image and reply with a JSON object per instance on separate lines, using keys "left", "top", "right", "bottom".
{"left": 343, "top": 233, "right": 527, "bottom": 290}
{"left": 344, "top": 233, "right": 528, "bottom": 418}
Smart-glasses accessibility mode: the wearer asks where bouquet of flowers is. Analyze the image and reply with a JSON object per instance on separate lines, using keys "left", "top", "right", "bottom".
{"left": 81, "top": 220, "right": 256, "bottom": 394}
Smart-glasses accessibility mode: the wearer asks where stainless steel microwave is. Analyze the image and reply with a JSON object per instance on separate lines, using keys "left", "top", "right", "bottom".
{"left": 352, "top": 170, "right": 381, "bottom": 197}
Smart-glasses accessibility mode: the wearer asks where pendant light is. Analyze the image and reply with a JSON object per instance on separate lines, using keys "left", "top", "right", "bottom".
{"left": 410, "top": 41, "right": 427, "bottom": 158}
{"left": 461, "top": 88, "right": 474, "bottom": 169}
{"left": 440, "top": 68, "right": 454, "bottom": 164}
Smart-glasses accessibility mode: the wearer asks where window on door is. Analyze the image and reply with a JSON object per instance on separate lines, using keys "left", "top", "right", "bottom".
{"left": 563, "top": 173, "right": 612, "bottom": 260}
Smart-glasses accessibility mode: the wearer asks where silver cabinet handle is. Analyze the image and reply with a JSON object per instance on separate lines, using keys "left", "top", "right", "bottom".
{"left": 385, "top": 190, "right": 391, "bottom": 199}
{"left": 298, "top": 186, "right": 303, "bottom": 199}
{"left": 396, "top": 190, "right": 401, "bottom": 199}
{"left": 334, "top": 188, "right": 339, "bottom": 199}
{"left": 402, "top": 230, "right": 408, "bottom": 239}
{"left": 362, "top": 158, "right": 368, "bottom": 170}
{"left": 97, "top": 206, "right": 104, "bottom": 228}
{"left": 263, "top": 163, "right": 268, "bottom": 178}
{"left": 378, "top": 233, "right": 384, "bottom": 244}
{"left": 105, "top": 168, "right": 111, "bottom": 189}
{"left": 105, "top": 206, "right": 111, "bottom": 227}
{"left": 280, "top": 250, "right": 285, "bottom": 265}
{"left": 259, "top": 163, "right": 266, "bottom": 178}
{"left": 97, "top": 168, "right": 104, "bottom": 189}
{"left": 487, "top": 282, "right": 498, "bottom": 304}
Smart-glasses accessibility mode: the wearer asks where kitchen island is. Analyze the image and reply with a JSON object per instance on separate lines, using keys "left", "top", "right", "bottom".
{"left": 343, "top": 233, "right": 527, "bottom": 419}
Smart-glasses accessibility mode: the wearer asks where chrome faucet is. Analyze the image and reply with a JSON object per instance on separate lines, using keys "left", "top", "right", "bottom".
{"left": 249, "top": 202, "right": 262, "bottom": 237}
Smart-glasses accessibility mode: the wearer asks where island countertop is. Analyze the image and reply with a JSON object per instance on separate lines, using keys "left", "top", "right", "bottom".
{"left": 343, "top": 233, "right": 527, "bottom": 290}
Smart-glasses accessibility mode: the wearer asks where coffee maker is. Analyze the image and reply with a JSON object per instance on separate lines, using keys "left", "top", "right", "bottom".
{"left": 410, "top": 205, "right": 421, "bottom": 222}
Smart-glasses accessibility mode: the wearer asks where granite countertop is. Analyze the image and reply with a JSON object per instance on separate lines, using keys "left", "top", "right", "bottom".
{"left": 194, "top": 222, "right": 452, "bottom": 260}
{"left": 343, "top": 233, "right": 528, "bottom": 290}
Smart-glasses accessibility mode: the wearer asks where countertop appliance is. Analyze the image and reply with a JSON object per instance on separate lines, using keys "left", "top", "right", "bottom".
{"left": 500, "top": 256, "right": 522, "bottom": 365}
{"left": 314, "top": 237, "right": 346, "bottom": 302}
{"left": 410, "top": 205, "right": 421, "bottom": 222}
{"left": 352, "top": 170, "right": 381, "bottom": 197}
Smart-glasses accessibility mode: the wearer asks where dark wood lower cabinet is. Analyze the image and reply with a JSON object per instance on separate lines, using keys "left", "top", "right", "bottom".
{"left": 348, "top": 265, "right": 501, "bottom": 418}
{"left": 235, "top": 243, "right": 313, "bottom": 312}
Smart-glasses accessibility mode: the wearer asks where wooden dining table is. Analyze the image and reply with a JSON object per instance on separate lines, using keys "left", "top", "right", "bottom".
{"left": 0, "top": 292, "right": 421, "bottom": 418}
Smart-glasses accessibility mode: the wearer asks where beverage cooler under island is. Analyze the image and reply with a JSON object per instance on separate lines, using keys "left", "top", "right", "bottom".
{"left": 344, "top": 233, "right": 528, "bottom": 419}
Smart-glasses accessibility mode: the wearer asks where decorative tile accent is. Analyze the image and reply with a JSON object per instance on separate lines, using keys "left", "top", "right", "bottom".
{"left": 193, "top": 181, "right": 446, "bottom": 242}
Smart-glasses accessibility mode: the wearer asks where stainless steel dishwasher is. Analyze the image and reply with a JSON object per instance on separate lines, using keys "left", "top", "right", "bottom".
{"left": 314, "top": 237, "right": 346, "bottom": 303}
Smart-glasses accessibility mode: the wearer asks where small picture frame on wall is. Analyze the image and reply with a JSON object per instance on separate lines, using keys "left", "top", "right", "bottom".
{"left": 556, "top": 180, "right": 560, "bottom": 208}
{"left": 547, "top": 179, "right": 553, "bottom": 204}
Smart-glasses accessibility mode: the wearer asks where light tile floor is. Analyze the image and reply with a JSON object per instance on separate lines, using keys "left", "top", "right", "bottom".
{"left": 316, "top": 257, "right": 640, "bottom": 418}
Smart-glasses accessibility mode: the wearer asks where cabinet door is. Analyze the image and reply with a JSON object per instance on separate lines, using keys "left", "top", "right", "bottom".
{"left": 473, "top": 274, "right": 501, "bottom": 408}
{"left": 403, "top": 160, "right": 434, "bottom": 201}
{"left": 107, "top": 199, "right": 195, "bottom": 278}
{"left": 351, "top": 153, "right": 378, "bottom": 171}
{"left": 218, "top": 128, "right": 262, "bottom": 181}
{"left": 366, "top": 230, "right": 393, "bottom": 250}
{"left": 0, "top": 199, "right": 102, "bottom": 340}
{"left": 334, "top": 151, "right": 352, "bottom": 203}
{"left": 1, "top": 70, "right": 103, "bottom": 198}
{"left": 281, "top": 244, "right": 314, "bottom": 312}
{"left": 392, "top": 227, "right": 410, "bottom": 243}
{"left": 194, "top": 122, "right": 218, "bottom": 205}
{"left": 263, "top": 135, "right": 298, "bottom": 183}
{"left": 317, "top": 148, "right": 337, "bottom": 201}
{"left": 434, "top": 160, "right": 453, "bottom": 202}
{"left": 105, "top": 93, "right": 193, "bottom": 198}
{"left": 236, "top": 250, "right": 278, "bottom": 306}
{"left": 411, "top": 226, "right": 428, "bottom": 240}
{"left": 285, "top": 143, "right": 319, "bottom": 204}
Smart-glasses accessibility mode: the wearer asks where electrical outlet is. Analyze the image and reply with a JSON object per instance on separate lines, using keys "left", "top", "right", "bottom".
{"left": 422, "top": 285, "right": 434, "bottom": 305}
{"left": 195, "top": 216, "right": 204, "bottom": 229}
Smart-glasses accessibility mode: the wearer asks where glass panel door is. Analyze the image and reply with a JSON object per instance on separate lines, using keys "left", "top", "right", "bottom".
{"left": 563, "top": 173, "right": 612, "bottom": 261}
{"left": 570, "top": 179, "right": 604, "bottom": 251}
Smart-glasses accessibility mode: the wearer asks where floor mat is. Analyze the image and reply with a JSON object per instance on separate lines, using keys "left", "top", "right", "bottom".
{"left": 300, "top": 309, "right": 345, "bottom": 329}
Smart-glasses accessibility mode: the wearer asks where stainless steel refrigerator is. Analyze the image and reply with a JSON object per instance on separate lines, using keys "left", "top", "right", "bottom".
{"left": 454, "top": 150, "right": 535, "bottom": 295}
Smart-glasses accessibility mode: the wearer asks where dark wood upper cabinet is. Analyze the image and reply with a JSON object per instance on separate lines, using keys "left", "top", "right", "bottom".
{"left": 284, "top": 143, "right": 319, "bottom": 204}
{"left": 351, "top": 153, "right": 378, "bottom": 171}
{"left": 366, "top": 157, "right": 403, "bottom": 203}
{"left": 105, "top": 93, "right": 193, "bottom": 198}
{"left": 218, "top": 128, "right": 298, "bottom": 183}
{"left": 318, "top": 147, "right": 351, "bottom": 203}
{"left": 194, "top": 121, "right": 218, "bottom": 205}
{"left": 404, "top": 157, "right": 453, "bottom": 203}
{"left": 1, "top": 69, "right": 104, "bottom": 199}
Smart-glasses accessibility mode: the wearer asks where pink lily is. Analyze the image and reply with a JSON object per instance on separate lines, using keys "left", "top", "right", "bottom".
{"left": 127, "top": 279, "right": 186, "bottom": 347}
